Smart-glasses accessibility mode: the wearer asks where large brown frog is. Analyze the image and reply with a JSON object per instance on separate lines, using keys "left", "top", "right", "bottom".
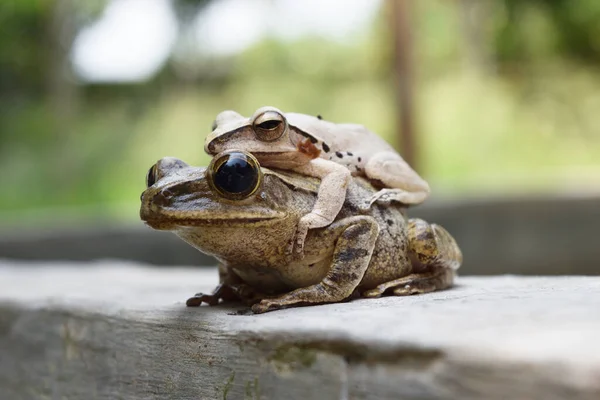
{"left": 140, "top": 151, "right": 462, "bottom": 314}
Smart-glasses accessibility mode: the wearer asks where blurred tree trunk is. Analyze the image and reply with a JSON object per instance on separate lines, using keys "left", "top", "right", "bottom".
{"left": 45, "top": 0, "right": 81, "bottom": 192}
{"left": 389, "top": 0, "right": 417, "bottom": 169}
{"left": 46, "top": 0, "right": 80, "bottom": 134}
{"left": 457, "top": 0, "right": 495, "bottom": 75}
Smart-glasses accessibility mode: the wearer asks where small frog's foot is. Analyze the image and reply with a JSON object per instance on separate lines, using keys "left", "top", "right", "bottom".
{"left": 363, "top": 151, "right": 430, "bottom": 206}
{"left": 359, "top": 188, "right": 428, "bottom": 211}
{"left": 288, "top": 211, "right": 333, "bottom": 258}
{"left": 362, "top": 268, "right": 455, "bottom": 298}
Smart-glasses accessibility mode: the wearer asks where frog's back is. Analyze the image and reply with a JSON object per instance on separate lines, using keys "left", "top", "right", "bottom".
{"left": 286, "top": 113, "right": 394, "bottom": 156}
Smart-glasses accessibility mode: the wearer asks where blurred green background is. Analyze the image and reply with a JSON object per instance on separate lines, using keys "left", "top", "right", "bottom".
{"left": 1, "top": 0, "right": 600, "bottom": 228}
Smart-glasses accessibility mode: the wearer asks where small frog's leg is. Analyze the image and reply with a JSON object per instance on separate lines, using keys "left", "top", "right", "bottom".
{"left": 288, "top": 158, "right": 351, "bottom": 256}
{"left": 252, "top": 216, "right": 379, "bottom": 313}
{"left": 362, "top": 218, "right": 462, "bottom": 298}
{"left": 362, "top": 151, "right": 430, "bottom": 208}
{"left": 186, "top": 264, "right": 255, "bottom": 306}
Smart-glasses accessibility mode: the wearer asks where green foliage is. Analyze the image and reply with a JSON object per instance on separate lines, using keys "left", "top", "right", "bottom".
{"left": 494, "top": 0, "right": 600, "bottom": 64}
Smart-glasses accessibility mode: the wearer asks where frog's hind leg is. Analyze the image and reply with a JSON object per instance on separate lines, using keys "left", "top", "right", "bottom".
{"left": 251, "top": 216, "right": 379, "bottom": 313}
{"left": 362, "top": 151, "right": 430, "bottom": 208}
{"left": 362, "top": 218, "right": 462, "bottom": 298}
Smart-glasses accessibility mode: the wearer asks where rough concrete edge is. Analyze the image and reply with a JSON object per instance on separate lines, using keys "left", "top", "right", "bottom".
{"left": 3, "top": 300, "right": 600, "bottom": 400}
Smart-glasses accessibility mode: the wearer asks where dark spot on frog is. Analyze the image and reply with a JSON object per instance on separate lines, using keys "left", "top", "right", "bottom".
{"left": 309, "top": 263, "right": 316, "bottom": 268}
{"left": 336, "top": 151, "right": 343, "bottom": 158}
{"left": 386, "top": 219, "right": 394, "bottom": 226}
{"left": 322, "top": 142, "right": 330, "bottom": 153}
{"left": 335, "top": 248, "right": 369, "bottom": 263}
{"left": 347, "top": 152, "right": 353, "bottom": 156}
{"left": 328, "top": 271, "right": 343, "bottom": 283}
{"left": 343, "top": 223, "right": 371, "bottom": 240}
{"left": 416, "top": 230, "right": 434, "bottom": 242}
{"left": 211, "top": 120, "right": 217, "bottom": 131}
{"left": 358, "top": 157, "right": 362, "bottom": 162}
{"left": 345, "top": 203, "right": 359, "bottom": 213}
{"left": 317, "top": 115, "right": 322, "bottom": 120}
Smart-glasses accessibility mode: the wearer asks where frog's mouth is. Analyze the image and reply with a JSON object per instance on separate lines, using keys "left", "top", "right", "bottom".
{"left": 142, "top": 214, "right": 284, "bottom": 230}
{"left": 140, "top": 201, "right": 287, "bottom": 230}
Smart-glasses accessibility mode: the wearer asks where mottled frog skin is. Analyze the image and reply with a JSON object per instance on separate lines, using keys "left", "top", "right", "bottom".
{"left": 140, "top": 152, "right": 462, "bottom": 313}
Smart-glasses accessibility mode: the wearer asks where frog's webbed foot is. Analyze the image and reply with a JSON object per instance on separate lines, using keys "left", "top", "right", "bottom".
{"left": 362, "top": 218, "right": 462, "bottom": 298}
{"left": 186, "top": 282, "right": 268, "bottom": 307}
{"left": 358, "top": 188, "right": 428, "bottom": 211}
{"left": 287, "top": 211, "right": 331, "bottom": 257}
{"left": 254, "top": 216, "right": 379, "bottom": 313}
{"left": 186, "top": 283, "right": 237, "bottom": 307}
{"left": 362, "top": 151, "right": 430, "bottom": 209}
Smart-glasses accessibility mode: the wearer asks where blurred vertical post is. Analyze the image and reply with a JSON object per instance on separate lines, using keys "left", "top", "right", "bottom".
{"left": 47, "top": 0, "right": 80, "bottom": 129}
{"left": 389, "top": 0, "right": 417, "bottom": 168}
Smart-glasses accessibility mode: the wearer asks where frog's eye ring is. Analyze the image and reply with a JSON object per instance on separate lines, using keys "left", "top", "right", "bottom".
{"left": 207, "top": 151, "right": 263, "bottom": 200}
{"left": 252, "top": 110, "right": 287, "bottom": 142}
{"left": 146, "top": 165, "right": 158, "bottom": 187}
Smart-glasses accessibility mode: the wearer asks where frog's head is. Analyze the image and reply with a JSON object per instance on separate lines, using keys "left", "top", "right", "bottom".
{"left": 141, "top": 151, "right": 292, "bottom": 230}
{"left": 140, "top": 151, "right": 318, "bottom": 259}
{"left": 204, "top": 106, "right": 320, "bottom": 161}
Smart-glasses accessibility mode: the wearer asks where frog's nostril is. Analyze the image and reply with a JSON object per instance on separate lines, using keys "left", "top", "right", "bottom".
{"left": 153, "top": 188, "right": 174, "bottom": 206}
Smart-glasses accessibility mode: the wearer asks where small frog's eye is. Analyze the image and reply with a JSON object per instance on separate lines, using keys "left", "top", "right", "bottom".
{"left": 252, "top": 111, "right": 286, "bottom": 142}
{"left": 207, "top": 151, "right": 262, "bottom": 200}
{"left": 146, "top": 165, "right": 157, "bottom": 187}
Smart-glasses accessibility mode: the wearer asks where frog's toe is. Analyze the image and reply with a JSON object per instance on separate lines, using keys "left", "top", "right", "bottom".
{"left": 251, "top": 300, "right": 282, "bottom": 314}
{"left": 362, "top": 288, "right": 384, "bottom": 298}
{"left": 185, "top": 293, "right": 219, "bottom": 307}
{"left": 392, "top": 284, "right": 434, "bottom": 296}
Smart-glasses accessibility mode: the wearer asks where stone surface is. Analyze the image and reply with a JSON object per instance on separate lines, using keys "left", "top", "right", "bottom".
{"left": 1, "top": 261, "right": 600, "bottom": 399}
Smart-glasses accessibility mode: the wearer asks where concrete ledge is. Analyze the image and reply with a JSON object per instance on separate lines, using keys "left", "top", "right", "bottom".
{"left": 1, "top": 261, "right": 600, "bottom": 399}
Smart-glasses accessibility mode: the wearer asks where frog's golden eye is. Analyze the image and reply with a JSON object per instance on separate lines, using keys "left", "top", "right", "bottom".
{"left": 252, "top": 111, "right": 286, "bottom": 142}
{"left": 207, "top": 151, "right": 262, "bottom": 200}
{"left": 146, "top": 165, "right": 158, "bottom": 187}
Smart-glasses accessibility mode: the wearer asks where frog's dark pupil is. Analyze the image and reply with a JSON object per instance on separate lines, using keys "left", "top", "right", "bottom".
{"left": 257, "top": 120, "right": 281, "bottom": 130}
{"left": 214, "top": 156, "right": 257, "bottom": 194}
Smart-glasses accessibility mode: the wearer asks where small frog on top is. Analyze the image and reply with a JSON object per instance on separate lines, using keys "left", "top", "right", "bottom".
{"left": 204, "top": 106, "right": 430, "bottom": 256}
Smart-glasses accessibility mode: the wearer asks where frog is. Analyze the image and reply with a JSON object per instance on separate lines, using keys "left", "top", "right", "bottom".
{"left": 204, "top": 107, "right": 430, "bottom": 256}
{"left": 140, "top": 150, "right": 461, "bottom": 314}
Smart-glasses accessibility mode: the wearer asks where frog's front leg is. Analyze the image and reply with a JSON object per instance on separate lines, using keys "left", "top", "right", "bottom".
{"left": 289, "top": 158, "right": 351, "bottom": 256}
{"left": 252, "top": 216, "right": 379, "bottom": 313}
{"left": 361, "top": 151, "right": 430, "bottom": 209}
